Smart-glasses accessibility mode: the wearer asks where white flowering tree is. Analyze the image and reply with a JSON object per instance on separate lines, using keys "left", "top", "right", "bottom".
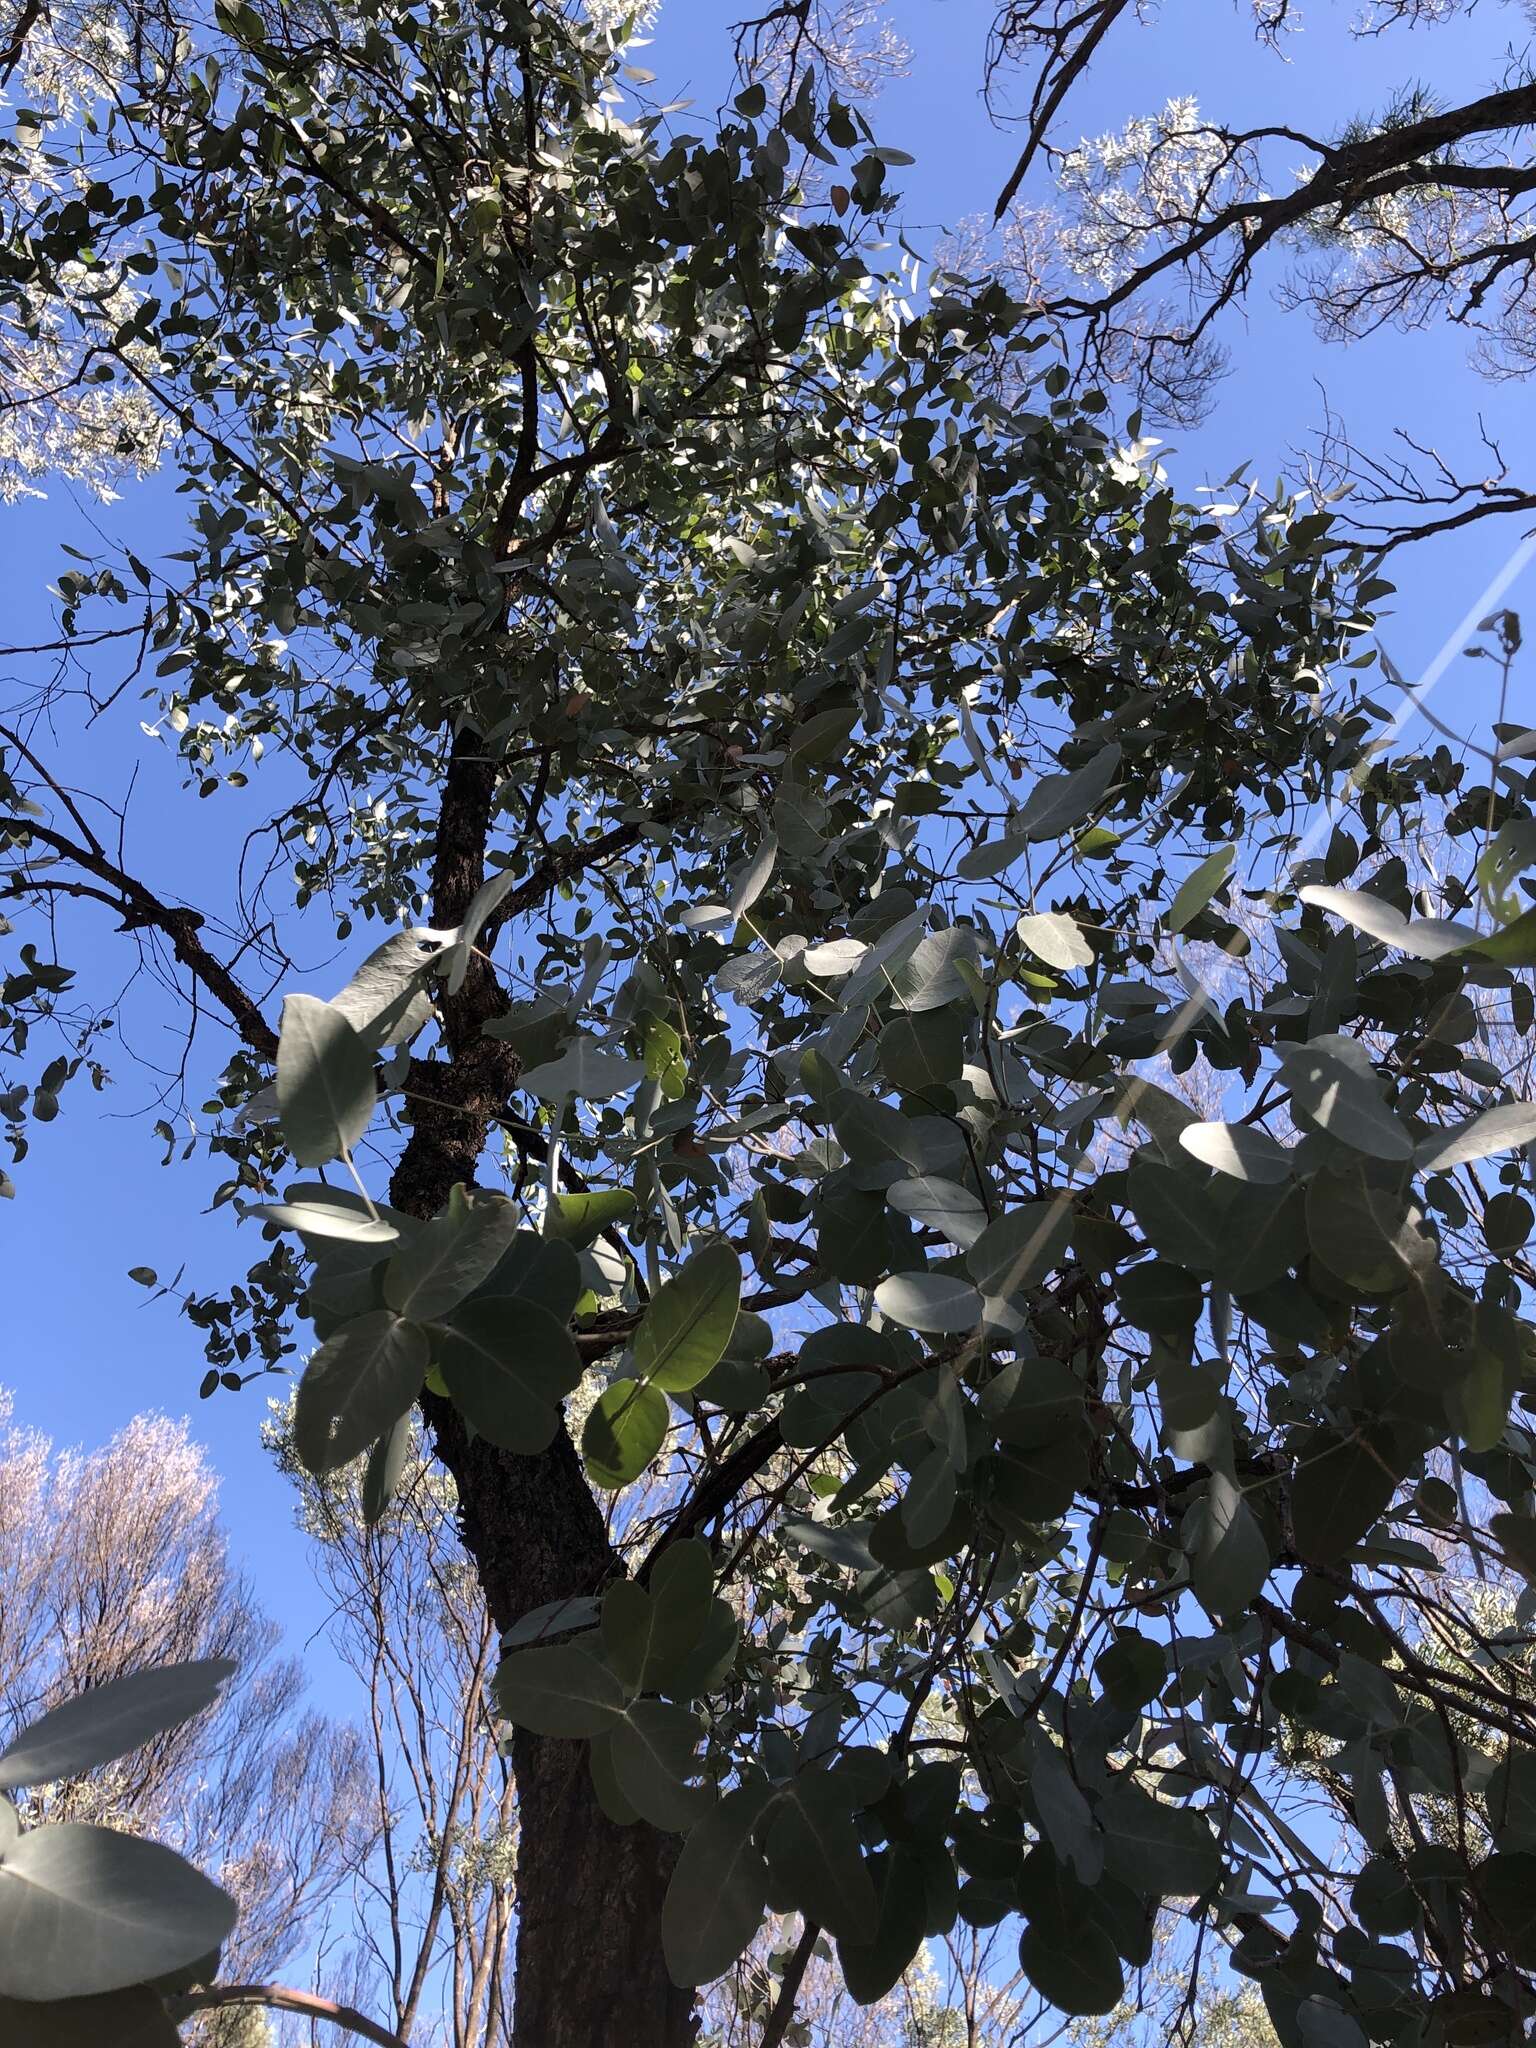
{"left": 983, "top": 0, "right": 1536, "bottom": 543}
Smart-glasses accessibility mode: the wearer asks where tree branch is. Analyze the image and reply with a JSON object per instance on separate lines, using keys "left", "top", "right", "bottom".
{"left": 165, "top": 1983, "right": 409, "bottom": 2048}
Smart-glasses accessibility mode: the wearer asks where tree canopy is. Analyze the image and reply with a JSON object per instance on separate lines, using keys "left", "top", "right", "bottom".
{"left": 3, "top": 4, "right": 1536, "bottom": 2046}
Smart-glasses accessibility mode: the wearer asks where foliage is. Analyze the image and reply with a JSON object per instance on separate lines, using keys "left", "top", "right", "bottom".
{"left": 3, "top": 1, "right": 1536, "bottom": 2044}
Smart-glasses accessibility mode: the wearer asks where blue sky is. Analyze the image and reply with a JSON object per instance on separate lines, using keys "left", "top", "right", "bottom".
{"left": 6, "top": 0, "right": 1536, "bottom": 1686}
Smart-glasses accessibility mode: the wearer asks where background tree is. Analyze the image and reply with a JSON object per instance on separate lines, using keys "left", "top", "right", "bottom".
{"left": 979, "top": 0, "right": 1536, "bottom": 546}
{"left": 0, "top": 1388, "right": 374, "bottom": 2041}
{"left": 3, "top": 6, "right": 1536, "bottom": 2048}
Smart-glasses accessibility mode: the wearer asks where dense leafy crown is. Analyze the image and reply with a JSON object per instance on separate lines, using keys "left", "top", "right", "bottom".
{"left": 4, "top": 2, "right": 1536, "bottom": 2043}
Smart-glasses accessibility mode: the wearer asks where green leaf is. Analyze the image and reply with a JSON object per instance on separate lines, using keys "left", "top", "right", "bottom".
{"left": 0, "top": 1661, "right": 235, "bottom": 1791}
{"left": 1098, "top": 1780, "right": 1220, "bottom": 1897}
{"left": 1491, "top": 1512, "right": 1536, "bottom": 1586}
{"left": 494, "top": 1643, "right": 628, "bottom": 1738}
{"left": 634, "top": 1241, "right": 741, "bottom": 1393}
{"left": 1018, "top": 1906, "right": 1123, "bottom": 2017}
{"left": 661, "top": 1784, "right": 772, "bottom": 1987}
{"left": 1191, "top": 1470, "right": 1271, "bottom": 1619}
{"left": 1298, "top": 885, "right": 1479, "bottom": 961}
{"left": 361, "top": 1412, "right": 412, "bottom": 1526}
{"left": 0, "top": 1825, "right": 235, "bottom": 2001}
{"left": 764, "top": 1770, "right": 879, "bottom": 1942}
{"left": 435, "top": 1296, "right": 583, "bottom": 1455}
{"left": 837, "top": 1843, "right": 928, "bottom": 2004}
{"left": 1167, "top": 844, "right": 1235, "bottom": 933}
{"left": 599, "top": 1540, "right": 717, "bottom": 1696}
{"left": 1462, "top": 904, "right": 1536, "bottom": 966}
{"left": 1415, "top": 1102, "right": 1536, "bottom": 1173}
{"left": 1179, "top": 1120, "right": 1293, "bottom": 1184}
{"left": 886, "top": 1176, "right": 987, "bottom": 1249}
{"left": 1014, "top": 744, "right": 1121, "bottom": 844}
{"left": 610, "top": 1700, "right": 708, "bottom": 1830}
{"left": 873, "top": 1269, "right": 982, "bottom": 1333}
{"left": 583, "top": 1378, "right": 669, "bottom": 1488}
{"left": 1278, "top": 1036, "right": 1412, "bottom": 1161}
{"left": 1291, "top": 1426, "right": 1402, "bottom": 1566}
{"left": 966, "top": 1200, "right": 1073, "bottom": 1300}
{"left": 545, "top": 1187, "right": 637, "bottom": 1250}
{"left": 383, "top": 1185, "right": 520, "bottom": 1319}
{"left": 293, "top": 1312, "right": 429, "bottom": 1474}
{"left": 880, "top": 1008, "right": 965, "bottom": 1091}
{"left": 1016, "top": 911, "right": 1094, "bottom": 971}
{"left": 520, "top": 1039, "right": 646, "bottom": 1102}
{"left": 275, "top": 993, "right": 376, "bottom": 1166}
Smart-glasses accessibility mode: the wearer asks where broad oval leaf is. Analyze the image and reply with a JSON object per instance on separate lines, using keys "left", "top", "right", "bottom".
{"left": 1015, "top": 743, "right": 1121, "bottom": 844}
{"left": 966, "top": 1199, "right": 1073, "bottom": 1300}
{"left": 383, "top": 1186, "right": 520, "bottom": 1320}
{"left": 519, "top": 1038, "right": 646, "bottom": 1102}
{"left": 583, "top": 1378, "right": 670, "bottom": 1489}
{"left": 886, "top": 1176, "right": 987, "bottom": 1249}
{"left": 494, "top": 1642, "right": 627, "bottom": 1738}
{"left": 1299, "top": 885, "right": 1480, "bottom": 961}
{"left": 0, "top": 1825, "right": 236, "bottom": 2001}
{"left": 436, "top": 1296, "right": 583, "bottom": 1455}
{"left": 1016, "top": 911, "right": 1094, "bottom": 972}
{"left": 763, "top": 1770, "right": 879, "bottom": 1943}
{"left": 610, "top": 1700, "right": 708, "bottom": 1830}
{"left": 661, "top": 1784, "right": 772, "bottom": 1988}
{"left": 275, "top": 993, "right": 376, "bottom": 1167}
{"left": 1179, "top": 1120, "right": 1293, "bottom": 1184}
{"left": 1277, "top": 1037, "right": 1412, "bottom": 1162}
{"left": 874, "top": 1270, "right": 982, "bottom": 1333}
{"left": 1415, "top": 1101, "right": 1536, "bottom": 1173}
{"left": 0, "top": 1661, "right": 236, "bottom": 1792}
{"left": 634, "top": 1241, "right": 741, "bottom": 1393}
{"left": 293, "top": 1312, "right": 429, "bottom": 1474}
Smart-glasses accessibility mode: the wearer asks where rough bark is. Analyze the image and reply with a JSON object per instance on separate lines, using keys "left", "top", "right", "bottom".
{"left": 388, "top": 727, "right": 694, "bottom": 2048}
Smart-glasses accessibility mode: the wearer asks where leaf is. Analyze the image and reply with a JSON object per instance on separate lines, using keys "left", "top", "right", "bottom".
{"left": 1015, "top": 743, "right": 1121, "bottom": 844}
{"left": 837, "top": 1843, "right": 928, "bottom": 2005}
{"left": 583, "top": 1379, "right": 669, "bottom": 1489}
{"left": 1292, "top": 1427, "right": 1402, "bottom": 1566}
{"left": 802, "top": 937, "right": 869, "bottom": 978}
{"left": 545, "top": 1188, "right": 636, "bottom": 1249}
{"left": 886, "top": 1176, "right": 987, "bottom": 1249}
{"left": 610, "top": 1701, "right": 708, "bottom": 1830}
{"left": 966, "top": 1200, "right": 1073, "bottom": 1300}
{"left": 1277, "top": 1036, "right": 1412, "bottom": 1162}
{"left": 383, "top": 1186, "right": 520, "bottom": 1320}
{"left": 442, "top": 869, "right": 516, "bottom": 994}
{"left": 494, "top": 1643, "right": 627, "bottom": 1738}
{"left": 1299, "top": 885, "right": 1480, "bottom": 961}
{"left": 436, "top": 1296, "right": 584, "bottom": 1455}
{"left": 1465, "top": 904, "right": 1536, "bottom": 966}
{"left": 1491, "top": 1512, "right": 1536, "bottom": 1587}
{"left": 873, "top": 1270, "right": 983, "bottom": 1333}
{"left": 0, "top": 1661, "right": 236, "bottom": 1791}
{"left": 249, "top": 1184, "right": 399, "bottom": 1245}
{"left": 1168, "top": 844, "right": 1235, "bottom": 933}
{"left": 329, "top": 928, "right": 444, "bottom": 1050}
{"left": 729, "top": 833, "right": 777, "bottom": 921}
{"left": 764, "top": 1770, "right": 879, "bottom": 1942}
{"left": 1016, "top": 911, "right": 1094, "bottom": 972}
{"left": 1179, "top": 1120, "right": 1293, "bottom": 1184}
{"left": 520, "top": 1038, "right": 646, "bottom": 1102}
{"left": 361, "top": 1411, "right": 412, "bottom": 1526}
{"left": 887, "top": 926, "right": 983, "bottom": 1012}
{"left": 293, "top": 1312, "right": 429, "bottom": 1474}
{"left": 1415, "top": 1102, "right": 1536, "bottom": 1173}
{"left": 634, "top": 1241, "right": 741, "bottom": 1393}
{"left": 1018, "top": 1908, "right": 1123, "bottom": 2017}
{"left": 1191, "top": 1471, "right": 1270, "bottom": 1619}
{"left": 880, "top": 1009, "right": 965, "bottom": 1092}
{"left": 500, "top": 1596, "right": 602, "bottom": 1650}
{"left": 275, "top": 993, "right": 376, "bottom": 1166}
{"left": 661, "top": 1785, "right": 772, "bottom": 1987}
{"left": 0, "top": 1825, "right": 235, "bottom": 2001}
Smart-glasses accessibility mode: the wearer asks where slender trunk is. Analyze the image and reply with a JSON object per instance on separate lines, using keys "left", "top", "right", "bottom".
{"left": 388, "top": 730, "right": 694, "bottom": 2048}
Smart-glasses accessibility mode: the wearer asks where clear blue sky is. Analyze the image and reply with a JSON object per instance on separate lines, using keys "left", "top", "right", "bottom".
{"left": 5, "top": 0, "right": 1534, "bottom": 1677}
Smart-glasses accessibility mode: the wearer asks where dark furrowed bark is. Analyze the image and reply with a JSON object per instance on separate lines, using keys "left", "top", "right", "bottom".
{"left": 388, "top": 726, "right": 694, "bottom": 2048}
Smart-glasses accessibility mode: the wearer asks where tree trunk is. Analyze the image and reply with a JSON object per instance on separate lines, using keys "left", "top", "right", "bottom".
{"left": 387, "top": 731, "right": 694, "bottom": 2048}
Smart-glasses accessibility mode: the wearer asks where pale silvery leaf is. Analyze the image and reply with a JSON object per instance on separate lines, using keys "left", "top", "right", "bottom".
{"left": 874, "top": 1270, "right": 983, "bottom": 1333}
{"left": 1415, "top": 1101, "right": 1536, "bottom": 1172}
{"left": 0, "top": 1662, "right": 236, "bottom": 1790}
{"left": 1016, "top": 911, "right": 1094, "bottom": 972}
{"left": 1298, "top": 886, "right": 1480, "bottom": 962}
{"left": 0, "top": 1826, "right": 236, "bottom": 2001}
{"left": 1277, "top": 1036, "right": 1412, "bottom": 1162}
{"left": 802, "top": 938, "right": 869, "bottom": 979}
{"left": 886, "top": 1176, "right": 988, "bottom": 1249}
{"left": 330, "top": 929, "right": 447, "bottom": 1050}
{"left": 521, "top": 1038, "right": 647, "bottom": 1102}
{"left": 1179, "top": 1121, "right": 1294, "bottom": 1184}
{"left": 729, "top": 834, "right": 777, "bottom": 922}
{"left": 275, "top": 994, "right": 376, "bottom": 1166}
{"left": 441, "top": 870, "right": 517, "bottom": 995}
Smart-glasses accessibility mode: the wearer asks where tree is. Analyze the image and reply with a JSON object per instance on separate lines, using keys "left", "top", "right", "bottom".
{"left": 0, "top": 1390, "right": 373, "bottom": 2039}
{"left": 265, "top": 1405, "right": 517, "bottom": 2046}
{"left": 982, "top": 0, "right": 1536, "bottom": 545}
{"left": 3, "top": 4, "right": 1536, "bottom": 2048}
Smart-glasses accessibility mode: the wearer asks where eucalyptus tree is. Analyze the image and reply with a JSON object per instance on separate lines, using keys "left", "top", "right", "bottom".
{"left": 4, "top": 4, "right": 1536, "bottom": 2048}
